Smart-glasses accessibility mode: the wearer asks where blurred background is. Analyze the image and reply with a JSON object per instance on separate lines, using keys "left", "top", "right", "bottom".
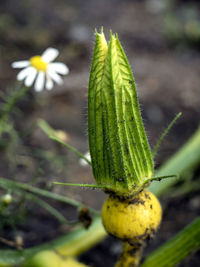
{"left": 0, "top": 0, "right": 200, "bottom": 266}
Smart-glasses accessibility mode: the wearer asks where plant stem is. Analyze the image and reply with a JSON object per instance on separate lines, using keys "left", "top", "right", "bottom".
{"left": 15, "top": 191, "right": 72, "bottom": 225}
{"left": 115, "top": 242, "right": 144, "bottom": 267}
{"left": 38, "top": 119, "right": 92, "bottom": 166}
{"left": 0, "top": 85, "right": 29, "bottom": 121}
{"left": 141, "top": 217, "right": 200, "bottom": 267}
{"left": 152, "top": 112, "right": 182, "bottom": 159}
{"left": 0, "top": 177, "right": 98, "bottom": 215}
{"left": 0, "top": 128, "right": 200, "bottom": 265}
{"left": 0, "top": 216, "right": 106, "bottom": 266}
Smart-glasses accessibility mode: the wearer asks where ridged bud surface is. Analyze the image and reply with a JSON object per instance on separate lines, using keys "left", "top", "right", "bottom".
{"left": 88, "top": 30, "right": 153, "bottom": 196}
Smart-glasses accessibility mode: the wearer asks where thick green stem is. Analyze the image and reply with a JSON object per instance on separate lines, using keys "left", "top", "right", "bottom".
{"left": 141, "top": 217, "right": 200, "bottom": 267}
{"left": 115, "top": 242, "right": 144, "bottom": 267}
{"left": 0, "top": 216, "right": 106, "bottom": 266}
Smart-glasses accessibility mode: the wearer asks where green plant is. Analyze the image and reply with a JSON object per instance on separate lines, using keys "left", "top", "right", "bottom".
{"left": 0, "top": 29, "right": 199, "bottom": 267}
{"left": 0, "top": 125, "right": 199, "bottom": 266}
{"left": 52, "top": 29, "right": 200, "bottom": 266}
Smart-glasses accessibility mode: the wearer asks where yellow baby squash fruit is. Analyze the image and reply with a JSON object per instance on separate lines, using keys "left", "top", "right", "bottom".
{"left": 102, "top": 190, "right": 162, "bottom": 243}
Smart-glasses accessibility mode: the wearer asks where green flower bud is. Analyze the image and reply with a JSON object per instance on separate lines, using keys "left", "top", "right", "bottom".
{"left": 88, "top": 30, "right": 154, "bottom": 196}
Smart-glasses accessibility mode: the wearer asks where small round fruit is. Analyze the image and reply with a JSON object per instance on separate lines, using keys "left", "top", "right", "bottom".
{"left": 101, "top": 190, "right": 162, "bottom": 243}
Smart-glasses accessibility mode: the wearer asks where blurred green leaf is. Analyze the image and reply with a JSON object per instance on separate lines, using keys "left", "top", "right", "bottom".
{"left": 141, "top": 217, "right": 200, "bottom": 267}
{"left": 149, "top": 127, "right": 200, "bottom": 196}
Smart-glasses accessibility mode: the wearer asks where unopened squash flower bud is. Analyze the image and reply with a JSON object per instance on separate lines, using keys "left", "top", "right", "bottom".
{"left": 88, "top": 30, "right": 154, "bottom": 197}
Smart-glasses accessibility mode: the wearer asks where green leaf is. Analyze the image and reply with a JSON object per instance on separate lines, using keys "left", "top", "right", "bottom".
{"left": 141, "top": 217, "right": 200, "bottom": 267}
{"left": 149, "top": 126, "right": 200, "bottom": 196}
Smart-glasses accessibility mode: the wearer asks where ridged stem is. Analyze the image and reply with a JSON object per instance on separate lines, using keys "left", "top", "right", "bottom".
{"left": 141, "top": 217, "right": 200, "bottom": 267}
{"left": 115, "top": 241, "right": 144, "bottom": 267}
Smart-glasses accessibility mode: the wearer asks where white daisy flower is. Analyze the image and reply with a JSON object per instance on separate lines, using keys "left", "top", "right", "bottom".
{"left": 12, "top": 48, "right": 69, "bottom": 92}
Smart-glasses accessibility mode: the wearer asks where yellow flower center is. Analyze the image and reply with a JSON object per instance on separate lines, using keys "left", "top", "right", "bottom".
{"left": 30, "top": 56, "right": 47, "bottom": 71}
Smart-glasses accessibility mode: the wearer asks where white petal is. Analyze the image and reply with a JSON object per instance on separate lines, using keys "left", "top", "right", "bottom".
{"left": 34, "top": 72, "right": 45, "bottom": 92}
{"left": 48, "top": 63, "right": 69, "bottom": 75}
{"left": 12, "top": 61, "right": 30, "bottom": 68}
{"left": 24, "top": 68, "right": 37, "bottom": 87}
{"left": 47, "top": 70, "right": 63, "bottom": 85}
{"left": 17, "top": 67, "right": 35, "bottom": 81}
{"left": 42, "top": 48, "right": 59, "bottom": 63}
{"left": 79, "top": 152, "right": 91, "bottom": 166}
{"left": 46, "top": 74, "right": 54, "bottom": 90}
